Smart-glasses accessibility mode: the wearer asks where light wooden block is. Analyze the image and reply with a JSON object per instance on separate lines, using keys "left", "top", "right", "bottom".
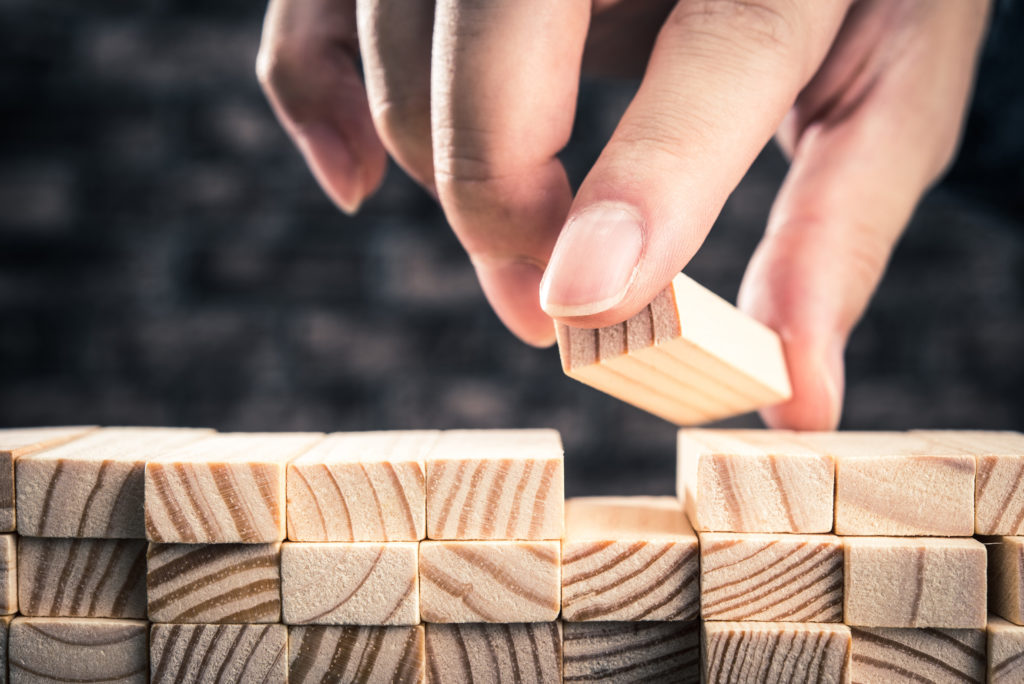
{"left": 702, "top": 621, "right": 851, "bottom": 683}
{"left": 8, "top": 616, "right": 148, "bottom": 684}
{"left": 146, "top": 542, "right": 281, "bottom": 623}
{"left": 799, "top": 431, "right": 975, "bottom": 536}
{"left": 561, "top": 496, "right": 698, "bottom": 622}
{"left": 150, "top": 623, "right": 287, "bottom": 684}
{"left": 562, "top": 621, "right": 699, "bottom": 683}
{"left": 844, "top": 537, "right": 987, "bottom": 628}
{"left": 424, "top": 622, "right": 561, "bottom": 683}
{"left": 281, "top": 541, "right": 419, "bottom": 625}
{"left": 425, "top": 429, "right": 563, "bottom": 541}
{"left": 287, "top": 430, "right": 436, "bottom": 541}
{"left": 850, "top": 626, "right": 985, "bottom": 684}
{"left": 987, "top": 535, "right": 1024, "bottom": 625}
{"left": 700, "top": 532, "right": 843, "bottom": 622}
{"left": 556, "top": 273, "right": 791, "bottom": 425}
{"left": 988, "top": 615, "right": 1024, "bottom": 683}
{"left": 419, "top": 540, "right": 560, "bottom": 623}
{"left": 0, "top": 535, "right": 14, "bottom": 615}
{"left": 145, "top": 432, "right": 322, "bottom": 543}
{"left": 15, "top": 426, "right": 209, "bottom": 539}
{"left": 289, "top": 625, "right": 424, "bottom": 683}
{"left": 677, "top": 429, "right": 834, "bottom": 533}
{"left": 18, "top": 537, "right": 146, "bottom": 618}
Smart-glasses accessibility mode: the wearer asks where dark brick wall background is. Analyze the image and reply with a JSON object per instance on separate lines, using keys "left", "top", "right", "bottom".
{"left": 2, "top": 1, "right": 1022, "bottom": 495}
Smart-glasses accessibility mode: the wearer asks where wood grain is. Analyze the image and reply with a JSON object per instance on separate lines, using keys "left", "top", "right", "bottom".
{"left": 425, "top": 429, "right": 563, "bottom": 541}
{"left": 561, "top": 496, "right": 698, "bottom": 622}
{"left": 702, "top": 621, "right": 852, "bottom": 684}
{"left": 150, "top": 623, "right": 287, "bottom": 684}
{"left": 145, "top": 432, "right": 322, "bottom": 544}
{"left": 18, "top": 537, "right": 146, "bottom": 619}
{"left": 289, "top": 625, "right": 424, "bottom": 684}
{"left": 562, "top": 620, "right": 699, "bottom": 683}
{"left": 700, "top": 532, "right": 843, "bottom": 623}
{"left": 8, "top": 616, "right": 148, "bottom": 684}
{"left": 419, "top": 540, "right": 561, "bottom": 623}
{"left": 988, "top": 615, "right": 1024, "bottom": 684}
{"left": 425, "top": 622, "right": 560, "bottom": 684}
{"left": 986, "top": 535, "right": 1024, "bottom": 625}
{"left": 146, "top": 542, "right": 281, "bottom": 624}
{"left": 850, "top": 626, "right": 985, "bottom": 684}
{"left": 0, "top": 534, "right": 14, "bottom": 615}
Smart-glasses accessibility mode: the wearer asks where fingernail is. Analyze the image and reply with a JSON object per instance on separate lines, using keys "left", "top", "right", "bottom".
{"left": 540, "top": 202, "right": 644, "bottom": 318}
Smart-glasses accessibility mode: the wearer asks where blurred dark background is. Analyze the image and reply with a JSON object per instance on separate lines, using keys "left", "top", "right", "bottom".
{"left": 1, "top": 1, "right": 1022, "bottom": 495}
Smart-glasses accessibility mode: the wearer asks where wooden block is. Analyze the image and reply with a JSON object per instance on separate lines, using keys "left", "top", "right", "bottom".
{"left": 702, "top": 621, "right": 852, "bottom": 684}
{"left": 419, "top": 540, "right": 560, "bottom": 623}
{"left": 16, "top": 426, "right": 210, "bottom": 539}
{"left": 677, "top": 429, "right": 834, "bottom": 533}
{"left": 844, "top": 537, "right": 987, "bottom": 628}
{"left": 424, "top": 622, "right": 560, "bottom": 683}
{"left": 287, "top": 430, "right": 436, "bottom": 541}
{"left": 986, "top": 535, "right": 1024, "bottom": 625}
{"left": 150, "top": 623, "right": 287, "bottom": 684}
{"left": 562, "top": 621, "right": 699, "bottom": 683}
{"left": 988, "top": 615, "right": 1024, "bottom": 683}
{"left": 700, "top": 532, "right": 843, "bottom": 622}
{"left": 8, "top": 616, "right": 148, "bottom": 684}
{"left": 0, "top": 535, "right": 14, "bottom": 615}
{"left": 556, "top": 273, "right": 791, "bottom": 426}
{"left": 850, "top": 626, "right": 985, "bottom": 684}
{"left": 146, "top": 542, "right": 281, "bottom": 623}
{"left": 281, "top": 541, "right": 419, "bottom": 625}
{"left": 561, "top": 496, "right": 698, "bottom": 622}
{"left": 0, "top": 614, "right": 11, "bottom": 684}
{"left": 425, "top": 429, "right": 563, "bottom": 541}
{"left": 145, "top": 432, "right": 322, "bottom": 543}
{"left": 18, "top": 537, "right": 146, "bottom": 618}
{"left": 289, "top": 625, "right": 424, "bottom": 683}
{"left": 799, "top": 431, "right": 975, "bottom": 536}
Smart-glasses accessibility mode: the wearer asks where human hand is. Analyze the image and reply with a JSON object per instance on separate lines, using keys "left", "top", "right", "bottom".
{"left": 257, "top": 0, "right": 990, "bottom": 430}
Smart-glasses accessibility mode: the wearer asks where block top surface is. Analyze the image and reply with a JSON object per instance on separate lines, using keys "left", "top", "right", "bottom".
{"left": 564, "top": 496, "right": 695, "bottom": 541}
{"left": 18, "top": 427, "right": 211, "bottom": 463}
{"left": 678, "top": 429, "right": 827, "bottom": 459}
{"left": 915, "top": 430, "right": 1024, "bottom": 456}
{"left": 0, "top": 426, "right": 96, "bottom": 456}
{"left": 844, "top": 536, "right": 985, "bottom": 552}
{"left": 988, "top": 614, "right": 1024, "bottom": 634}
{"left": 427, "top": 429, "right": 563, "bottom": 462}
{"left": 702, "top": 620, "right": 851, "bottom": 636}
{"left": 798, "top": 431, "right": 974, "bottom": 459}
{"left": 292, "top": 430, "right": 439, "bottom": 465}
{"left": 150, "top": 432, "right": 323, "bottom": 464}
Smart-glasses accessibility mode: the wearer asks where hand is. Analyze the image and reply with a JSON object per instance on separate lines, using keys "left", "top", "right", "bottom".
{"left": 257, "top": 0, "right": 990, "bottom": 430}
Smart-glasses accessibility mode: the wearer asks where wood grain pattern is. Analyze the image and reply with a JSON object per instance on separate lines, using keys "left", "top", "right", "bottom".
{"left": 425, "top": 429, "right": 563, "bottom": 541}
{"left": 419, "top": 540, "right": 561, "bottom": 623}
{"left": 677, "top": 429, "right": 834, "bottom": 533}
{"left": 145, "top": 432, "right": 322, "bottom": 543}
{"left": 844, "top": 537, "right": 987, "bottom": 629}
{"left": 8, "top": 616, "right": 148, "bottom": 684}
{"left": 287, "top": 430, "right": 436, "bottom": 542}
{"left": 562, "top": 620, "right": 699, "bottom": 683}
{"left": 0, "top": 534, "right": 14, "bottom": 615}
{"left": 700, "top": 532, "right": 843, "bottom": 623}
{"left": 702, "top": 621, "right": 852, "bottom": 684}
{"left": 850, "top": 626, "right": 985, "bottom": 684}
{"left": 289, "top": 625, "right": 424, "bottom": 684}
{"left": 425, "top": 622, "right": 560, "bottom": 684}
{"left": 561, "top": 496, "right": 698, "bottom": 622}
{"left": 988, "top": 615, "right": 1024, "bottom": 684}
{"left": 16, "top": 426, "right": 210, "bottom": 539}
{"left": 18, "top": 537, "right": 146, "bottom": 619}
{"left": 150, "top": 623, "right": 287, "bottom": 684}
{"left": 146, "top": 542, "right": 281, "bottom": 624}
{"left": 986, "top": 535, "right": 1024, "bottom": 625}
{"left": 281, "top": 541, "right": 419, "bottom": 626}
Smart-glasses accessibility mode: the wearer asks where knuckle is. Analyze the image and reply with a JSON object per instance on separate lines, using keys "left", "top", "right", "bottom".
{"left": 670, "top": 0, "right": 800, "bottom": 54}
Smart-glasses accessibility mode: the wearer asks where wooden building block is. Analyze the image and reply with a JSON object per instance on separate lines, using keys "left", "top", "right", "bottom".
{"left": 0, "top": 535, "right": 14, "bottom": 615}
{"left": 702, "top": 621, "right": 852, "bottom": 684}
{"left": 0, "top": 615, "right": 10, "bottom": 684}
{"left": 700, "top": 532, "right": 843, "bottom": 622}
{"left": 677, "top": 429, "right": 834, "bottom": 533}
{"left": 799, "top": 431, "right": 975, "bottom": 536}
{"left": 281, "top": 541, "right": 419, "bottom": 625}
{"left": 289, "top": 625, "right": 424, "bottom": 683}
{"left": 146, "top": 542, "right": 281, "bottom": 623}
{"left": 18, "top": 537, "right": 146, "bottom": 619}
{"left": 844, "top": 537, "right": 987, "bottom": 628}
{"left": 419, "top": 540, "right": 560, "bottom": 623}
{"left": 145, "top": 432, "right": 322, "bottom": 544}
{"left": 16, "top": 426, "right": 210, "bottom": 539}
{"left": 287, "top": 430, "right": 436, "bottom": 542}
{"left": 424, "top": 622, "right": 560, "bottom": 684}
{"left": 562, "top": 621, "right": 699, "bottom": 683}
{"left": 988, "top": 615, "right": 1024, "bottom": 683}
{"left": 850, "top": 626, "right": 985, "bottom": 684}
{"left": 8, "top": 616, "right": 148, "bottom": 684}
{"left": 556, "top": 273, "right": 791, "bottom": 426}
{"left": 425, "top": 429, "right": 563, "bottom": 541}
{"left": 987, "top": 535, "right": 1024, "bottom": 625}
{"left": 150, "top": 623, "right": 287, "bottom": 684}
{"left": 561, "top": 496, "right": 698, "bottom": 622}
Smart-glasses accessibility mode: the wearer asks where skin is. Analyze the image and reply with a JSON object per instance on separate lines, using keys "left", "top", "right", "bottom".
{"left": 257, "top": 0, "right": 991, "bottom": 430}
